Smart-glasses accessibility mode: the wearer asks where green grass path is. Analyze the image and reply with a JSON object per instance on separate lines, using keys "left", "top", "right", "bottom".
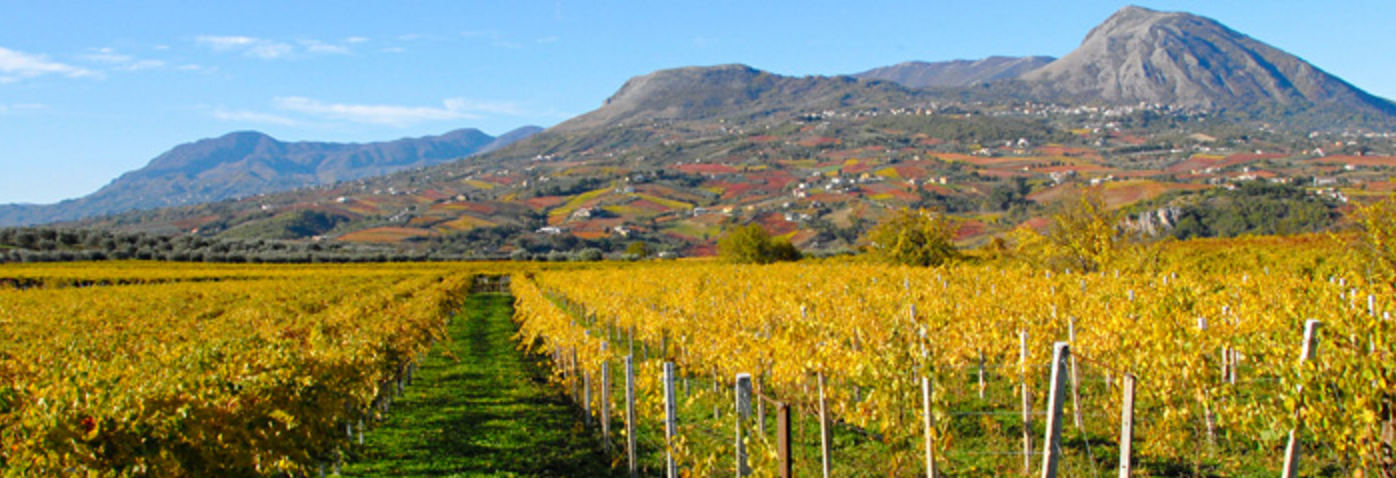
{"left": 343, "top": 293, "right": 623, "bottom": 478}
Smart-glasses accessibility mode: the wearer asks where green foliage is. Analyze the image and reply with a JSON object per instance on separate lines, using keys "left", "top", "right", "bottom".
{"left": 1015, "top": 187, "right": 1120, "bottom": 272}
{"left": 219, "top": 209, "right": 349, "bottom": 240}
{"left": 1355, "top": 195, "right": 1396, "bottom": 289}
{"left": 717, "top": 224, "right": 802, "bottom": 264}
{"left": 624, "top": 241, "right": 651, "bottom": 259}
{"left": 1169, "top": 182, "right": 1335, "bottom": 239}
{"left": 862, "top": 208, "right": 960, "bottom": 267}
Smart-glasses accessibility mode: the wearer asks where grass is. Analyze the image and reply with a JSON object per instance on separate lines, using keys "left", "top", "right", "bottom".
{"left": 343, "top": 294, "right": 623, "bottom": 477}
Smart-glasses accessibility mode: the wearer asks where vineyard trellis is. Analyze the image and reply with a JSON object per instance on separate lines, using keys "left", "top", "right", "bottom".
{"left": 514, "top": 261, "right": 1395, "bottom": 477}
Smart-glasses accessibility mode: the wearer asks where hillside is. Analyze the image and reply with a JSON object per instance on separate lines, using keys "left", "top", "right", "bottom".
{"left": 1020, "top": 6, "right": 1396, "bottom": 123}
{"left": 0, "top": 126, "right": 541, "bottom": 227}
{"left": 853, "top": 56, "right": 1054, "bottom": 88}
{"left": 14, "top": 6, "right": 1396, "bottom": 260}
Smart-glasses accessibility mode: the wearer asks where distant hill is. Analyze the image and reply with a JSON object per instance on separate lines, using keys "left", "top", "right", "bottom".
{"left": 1019, "top": 6, "right": 1396, "bottom": 122}
{"left": 852, "top": 56, "right": 1054, "bottom": 88}
{"left": 0, "top": 126, "right": 541, "bottom": 227}
{"left": 549, "top": 64, "right": 917, "bottom": 133}
{"left": 12, "top": 5, "right": 1396, "bottom": 257}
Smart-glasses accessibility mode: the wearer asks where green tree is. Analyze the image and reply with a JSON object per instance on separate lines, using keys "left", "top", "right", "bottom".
{"left": 1356, "top": 194, "right": 1396, "bottom": 289}
{"left": 624, "top": 241, "right": 651, "bottom": 259}
{"left": 1016, "top": 187, "right": 1119, "bottom": 272}
{"left": 862, "top": 208, "right": 960, "bottom": 266}
{"left": 717, "top": 224, "right": 802, "bottom": 264}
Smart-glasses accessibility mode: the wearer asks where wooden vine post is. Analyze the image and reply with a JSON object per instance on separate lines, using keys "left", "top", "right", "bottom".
{"left": 818, "top": 371, "right": 832, "bottom": 478}
{"left": 1020, "top": 331, "right": 1033, "bottom": 475}
{"left": 1119, "top": 374, "right": 1136, "bottom": 478}
{"left": 923, "top": 375, "right": 938, "bottom": 478}
{"left": 1040, "top": 342, "right": 1070, "bottom": 478}
{"left": 625, "top": 355, "right": 637, "bottom": 478}
{"left": 735, "top": 373, "right": 753, "bottom": 477}
{"left": 664, "top": 362, "right": 678, "bottom": 478}
{"left": 1281, "top": 319, "right": 1322, "bottom": 478}
{"left": 601, "top": 342, "right": 611, "bottom": 453}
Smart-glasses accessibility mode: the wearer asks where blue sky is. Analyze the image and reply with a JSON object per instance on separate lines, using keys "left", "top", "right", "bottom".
{"left": 2, "top": 1, "right": 1394, "bottom": 204}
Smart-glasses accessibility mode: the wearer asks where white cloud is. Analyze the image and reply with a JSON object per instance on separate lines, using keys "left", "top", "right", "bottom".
{"left": 274, "top": 96, "right": 486, "bottom": 126}
{"left": 212, "top": 96, "right": 527, "bottom": 128}
{"left": 197, "top": 35, "right": 258, "bottom": 49}
{"left": 0, "top": 103, "right": 47, "bottom": 114}
{"left": 0, "top": 47, "right": 95, "bottom": 83}
{"left": 213, "top": 109, "right": 300, "bottom": 126}
{"left": 299, "top": 39, "right": 350, "bottom": 55}
{"left": 83, "top": 48, "right": 131, "bottom": 64}
{"left": 82, "top": 48, "right": 166, "bottom": 71}
{"left": 197, "top": 35, "right": 362, "bottom": 59}
{"left": 176, "top": 64, "right": 215, "bottom": 73}
{"left": 197, "top": 35, "right": 295, "bottom": 59}
{"left": 443, "top": 98, "right": 524, "bottom": 116}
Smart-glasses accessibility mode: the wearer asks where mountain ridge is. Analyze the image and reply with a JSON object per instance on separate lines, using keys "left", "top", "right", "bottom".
{"left": 0, "top": 126, "right": 541, "bottom": 227}
{"left": 1019, "top": 6, "right": 1396, "bottom": 119}
{"left": 852, "top": 56, "right": 1055, "bottom": 88}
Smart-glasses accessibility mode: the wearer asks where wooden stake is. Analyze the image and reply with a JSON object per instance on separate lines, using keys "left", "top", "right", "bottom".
{"left": 664, "top": 362, "right": 678, "bottom": 478}
{"left": 736, "top": 373, "right": 753, "bottom": 477}
{"left": 1069, "top": 318, "right": 1082, "bottom": 431}
{"left": 978, "top": 351, "right": 987, "bottom": 400}
{"left": 625, "top": 355, "right": 637, "bottom": 478}
{"left": 1021, "top": 331, "right": 1033, "bottom": 475}
{"left": 1119, "top": 374, "right": 1136, "bottom": 478}
{"left": 923, "top": 375, "right": 938, "bottom": 478}
{"left": 1282, "top": 319, "right": 1322, "bottom": 478}
{"left": 778, "top": 402, "right": 792, "bottom": 478}
{"left": 819, "top": 372, "right": 832, "bottom": 478}
{"left": 1040, "top": 342, "right": 1070, "bottom": 478}
{"left": 583, "top": 370, "right": 593, "bottom": 427}
{"left": 602, "top": 360, "right": 612, "bottom": 453}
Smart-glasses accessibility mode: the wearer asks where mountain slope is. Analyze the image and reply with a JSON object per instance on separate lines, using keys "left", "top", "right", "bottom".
{"left": 549, "top": 64, "right": 917, "bottom": 133}
{"left": 0, "top": 126, "right": 540, "bottom": 227}
{"left": 852, "top": 56, "right": 1054, "bottom": 88}
{"left": 1019, "top": 6, "right": 1396, "bottom": 120}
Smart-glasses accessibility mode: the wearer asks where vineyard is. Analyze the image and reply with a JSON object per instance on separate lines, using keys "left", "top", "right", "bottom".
{"left": 0, "top": 262, "right": 487, "bottom": 475}
{"left": 513, "top": 236, "right": 1396, "bottom": 477}
{"left": 0, "top": 233, "right": 1393, "bottom": 477}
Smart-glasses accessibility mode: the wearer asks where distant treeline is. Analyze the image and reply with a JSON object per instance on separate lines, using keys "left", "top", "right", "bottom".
{"left": 1141, "top": 181, "right": 1338, "bottom": 240}
{"left": 0, "top": 228, "right": 420, "bottom": 264}
{"left": 0, "top": 226, "right": 687, "bottom": 264}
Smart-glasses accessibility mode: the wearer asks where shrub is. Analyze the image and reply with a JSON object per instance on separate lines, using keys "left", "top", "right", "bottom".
{"left": 717, "top": 224, "right": 802, "bottom": 264}
{"left": 625, "top": 241, "right": 651, "bottom": 259}
{"left": 1015, "top": 187, "right": 1120, "bottom": 272}
{"left": 863, "top": 208, "right": 960, "bottom": 267}
{"left": 1355, "top": 194, "right": 1396, "bottom": 288}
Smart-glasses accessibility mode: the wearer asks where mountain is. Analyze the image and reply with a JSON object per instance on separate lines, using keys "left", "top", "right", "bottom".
{"left": 550, "top": 64, "right": 916, "bottom": 133}
{"left": 852, "top": 56, "right": 1054, "bottom": 88}
{"left": 0, "top": 126, "right": 540, "bottom": 227}
{"left": 1019, "top": 6, "right": 1396, "bottom": 120}
{"left": 11, "top": 6, "right": 1396, "bottom": 257}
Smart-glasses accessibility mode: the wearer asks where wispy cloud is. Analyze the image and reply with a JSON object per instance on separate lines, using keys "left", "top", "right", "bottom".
{"left": 0, "top": 103, "right": 48, "bottom": 114}
{"left": 299, "top": 39, "right": 350, "bottom": 55}
{"left": 212, "top": 96, "right": 528, "bottom": 128}
{"left": 82, "top": 47, "right": 166, "bottom": 71}
{"left": 196, "top": 35, "right": 357, "bottom": 60}
{"left": 273, "top": 96, "right": 494, "bottom": 126}
{"left": 0, "top": 47, "right": 96, "bottom": 83}
{"left": 197, "top": 35, "right": 294, "bottom": 59}
{"left": 213, "top": 109, "right": 300, "bottom": 126}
